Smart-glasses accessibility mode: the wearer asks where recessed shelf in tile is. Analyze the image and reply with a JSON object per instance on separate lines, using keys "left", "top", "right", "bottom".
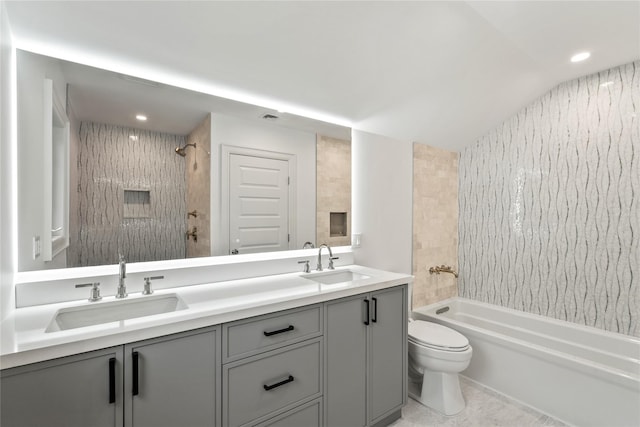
{"left": 330, "top": 212, "right": 347, "bottom": 237}
{"left": 124, "top": 189, "right": 151, "bottom": 218}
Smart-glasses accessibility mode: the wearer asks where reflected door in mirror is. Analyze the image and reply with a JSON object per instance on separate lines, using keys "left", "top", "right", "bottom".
{"left": 229, "top": 154, "right": 290, "bottom": 254}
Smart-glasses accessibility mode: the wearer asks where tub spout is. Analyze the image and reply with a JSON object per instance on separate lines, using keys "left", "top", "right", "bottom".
{"left": 429, "top": 265, "right": 458, "bottom": 278}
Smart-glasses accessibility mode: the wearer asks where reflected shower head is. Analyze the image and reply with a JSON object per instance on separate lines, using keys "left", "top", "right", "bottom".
{"left": 175, "top": 143, "right": 196, "bottom": 157}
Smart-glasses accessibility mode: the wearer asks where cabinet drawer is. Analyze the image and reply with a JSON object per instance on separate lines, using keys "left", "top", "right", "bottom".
{"left": 223, "top": 338, "right": 322, "bottom": 427}
{"left": 223, "top": 305, "right": 321, "bottom": 362}
{"left": 253, "top": 398, "right": 322, "bottom": 427}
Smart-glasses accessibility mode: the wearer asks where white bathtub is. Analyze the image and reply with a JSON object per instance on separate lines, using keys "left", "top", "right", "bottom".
{"left": 412, "top": 297, "right": 640, "bottom": 427}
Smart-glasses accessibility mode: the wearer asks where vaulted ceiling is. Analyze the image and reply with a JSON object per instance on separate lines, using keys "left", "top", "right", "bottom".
{"left": 5, "top": 1, "right": 639, "bottom": 151}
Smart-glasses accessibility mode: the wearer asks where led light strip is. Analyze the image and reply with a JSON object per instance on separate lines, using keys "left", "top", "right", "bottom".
{"left": 13, "top": 38, "right": 353, "bottom": 129}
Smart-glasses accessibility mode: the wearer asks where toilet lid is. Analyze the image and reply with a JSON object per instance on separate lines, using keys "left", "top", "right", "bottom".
{"left": 408, "top": 320, "right": 469, "bottom": 351}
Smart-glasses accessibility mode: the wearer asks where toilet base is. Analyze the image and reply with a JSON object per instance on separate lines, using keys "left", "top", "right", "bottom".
{"left": 408, "top": 369, "right": 465, "bottom": 416}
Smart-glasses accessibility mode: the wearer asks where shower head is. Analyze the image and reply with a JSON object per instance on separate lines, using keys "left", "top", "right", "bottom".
{"left": 175, "top": 143, "right": 196, "bottom": 157}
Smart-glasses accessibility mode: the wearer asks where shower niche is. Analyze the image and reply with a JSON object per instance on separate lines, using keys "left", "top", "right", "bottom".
{"left": 123, "top": 189, "right": 151, "bottom": 219}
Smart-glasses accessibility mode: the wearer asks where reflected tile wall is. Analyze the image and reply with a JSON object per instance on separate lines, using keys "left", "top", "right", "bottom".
{"left": 459, "top": 61, "right": 639, "bottom": 336}
{"left": 316, "top": 135, "right": 351, "bottom": 247}
{"left": 186, "top": 114, "right": 211, "bottom": 258}
{"left": 70, "top": 122, "right": 187, "bottom": 267}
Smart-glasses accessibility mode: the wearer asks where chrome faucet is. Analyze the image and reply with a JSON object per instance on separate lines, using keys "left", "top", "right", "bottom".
{"left": 316, "top": 244, "right": 338, "bottom": 271}
{"left": 76, "top": 282, "right": 102, "bottom": 302}
{"left": 116, "top": 255, "right": 128, "bottom": 298}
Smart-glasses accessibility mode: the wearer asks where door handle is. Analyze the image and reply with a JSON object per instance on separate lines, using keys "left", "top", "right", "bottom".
{"left": 372, "top": 297, "right": 378, "bottom": 323}
{"left": 108, "top": 357, "right": 116, "bottom": 404}
{"left": 364, "top": 299, "right": 370, "bottom": 326}
{"left": 132, "top": 351, "right": 139, "bottom": 396}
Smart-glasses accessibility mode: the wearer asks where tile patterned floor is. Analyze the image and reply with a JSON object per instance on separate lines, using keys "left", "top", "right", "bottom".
{"left": 391, "top": 377, "right": 567, "bottom": 427}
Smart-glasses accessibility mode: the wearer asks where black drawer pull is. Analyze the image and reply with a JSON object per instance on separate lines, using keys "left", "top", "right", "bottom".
{"left": 264, "top": 325, "right": 295, "bottom": 337}
{"left": 372, "top": 297, "right": 378, "bottom": 323}
{"left": 263, "top": 375, "right": 295, "bottom": 391}
{"left": 364, "top": 299, "right": 370, "bottom": 325}
{"left": 132, "top": 351, "right": 139, "bottom": 396}
{"left": 108, "top": 357, "right": 116, "bottom": 404}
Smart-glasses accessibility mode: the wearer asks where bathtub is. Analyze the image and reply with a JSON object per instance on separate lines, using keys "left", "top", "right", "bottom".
{"left": 412, "top": 297, "right": 640, "bottom": 427}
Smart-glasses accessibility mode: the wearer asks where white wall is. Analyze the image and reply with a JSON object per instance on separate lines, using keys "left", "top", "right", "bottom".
{"left": 1, "top": 2, "right": 16, "bottom": 319}
{"left": 352, "top": 129, "right": 412, "bottom": 274}
{"left": 210, "top": 114, "right": 316, "bottom": 255}
{"left": 16, "top": 50, "right": 68, "bottom": 271}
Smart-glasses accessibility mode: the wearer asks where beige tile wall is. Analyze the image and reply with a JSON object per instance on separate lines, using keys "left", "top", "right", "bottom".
{"left": 186, "top": 114, "right": 211, "bottom": 258}
{"left": 316, "top": 135, "right": 351, "bottom": 247}
{"left": 412, "top": 142, "right": 458, "bottom": 309}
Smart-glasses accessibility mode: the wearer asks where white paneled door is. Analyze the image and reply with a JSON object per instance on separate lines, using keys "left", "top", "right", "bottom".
{"left": 228, "top": 153, "right": 290, "bottom": 254}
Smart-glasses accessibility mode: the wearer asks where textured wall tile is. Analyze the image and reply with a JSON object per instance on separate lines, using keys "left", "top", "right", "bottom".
{"left": 459, "top": 61, "right": 639, "bottom": 337}
{"left": 71, "top": 122, "right": 187, "bottom": 266}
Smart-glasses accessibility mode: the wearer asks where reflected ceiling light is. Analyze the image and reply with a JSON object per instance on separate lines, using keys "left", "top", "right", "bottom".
{"left": 135, "top": 114, "right": 147, "bottom": 121}
{"left": 129, "top": 135, "right": 139, "bottom": 141}
{"left": 600, "top": 81, "right": 614, "bottom": 87}
{"left": 571, "top": 52, "right": 591, "bottom": 63}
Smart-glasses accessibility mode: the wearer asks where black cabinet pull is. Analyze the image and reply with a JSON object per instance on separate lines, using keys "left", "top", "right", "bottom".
{"left": 263, "top": 325, "right": 295, "bottom": 337}
{"left": 364, "top": 299, "right": 370, "bottom": 325}
{"left": 263, "top": 375, "right": 295, "bottom": 391}
{"left": 132, "top": 351, "right": 139, "bottom": 396}
{"left": 372, "top": 297, "right": 378, "bottom": 323}
{"left": 108, "top": 357, "right": 116, "bottom": 404}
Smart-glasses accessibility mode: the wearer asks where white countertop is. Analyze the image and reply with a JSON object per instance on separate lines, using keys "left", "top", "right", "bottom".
{"left": 1, "top": 265, "right": 412, "bottom": 370}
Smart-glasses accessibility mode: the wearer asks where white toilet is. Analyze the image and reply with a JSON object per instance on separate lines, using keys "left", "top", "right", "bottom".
{"left": 407, "top": 319, "right": 473, "bottom": 416}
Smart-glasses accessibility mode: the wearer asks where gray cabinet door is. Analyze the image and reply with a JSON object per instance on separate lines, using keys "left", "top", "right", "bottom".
{"left": 369, "top": 286, "right": 407, "bottom": 423}
{"left": 1, "top": 346, "right": 123, "bottom": 427}
{"left": 124, "top": 326, "right": 221, "bottom": 427}
{"left": 324, "top": 294, "right": 368, "bottom": 427}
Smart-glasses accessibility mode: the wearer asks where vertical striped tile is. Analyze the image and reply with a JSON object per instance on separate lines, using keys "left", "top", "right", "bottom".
{"left": 69, "top": 122, "right": 187, "bottom": 267}
{"left": 459, "top": 61, "right": 639, "bottom": 337}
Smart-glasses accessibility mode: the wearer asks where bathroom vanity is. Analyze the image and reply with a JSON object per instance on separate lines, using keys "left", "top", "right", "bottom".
{"left": 0, "top": 266, "right": 410, "bottom": 427}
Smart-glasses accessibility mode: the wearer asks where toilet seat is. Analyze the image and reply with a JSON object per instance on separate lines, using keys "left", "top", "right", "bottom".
{"left": 408, "top": 320, "right": 469, "bottom": 352}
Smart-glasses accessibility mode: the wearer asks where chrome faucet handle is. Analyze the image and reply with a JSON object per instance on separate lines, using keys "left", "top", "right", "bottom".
{"left": 143, "top": 275, "right": 164, "bottom": 295}
{"left": 76, "top": 282, "right": 102, "bottom": 302}
{"left": 328, "top": 256, "right": 339, "bottom": 270}
{"left": 116, "top": 255, "right": 128, "bottom": 298}
{"left": 298, "top": 260, "right": 310, "bottom": 273}
{"left": 118, "top": 255, "right": 126, "bottom": 278}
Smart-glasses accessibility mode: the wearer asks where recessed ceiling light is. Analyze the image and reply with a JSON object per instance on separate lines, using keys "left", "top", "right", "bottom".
{"left": 600, "top": 81, "right": 614, "bottom": 88}
{"left": 136, "top": 114, "right": 147, "bottom": 121}
{"left": 571, "top": 52, "right": 591, "bottom": 63}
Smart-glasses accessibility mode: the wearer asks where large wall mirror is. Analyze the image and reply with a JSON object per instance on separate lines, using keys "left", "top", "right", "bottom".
{"left": 17, "top": 50, "right": 352, "bottom": 272}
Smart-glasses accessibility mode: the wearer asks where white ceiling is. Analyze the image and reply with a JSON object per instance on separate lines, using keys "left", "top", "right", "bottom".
{"left": 5, "top": 1, "right": 640, "bottom": 151}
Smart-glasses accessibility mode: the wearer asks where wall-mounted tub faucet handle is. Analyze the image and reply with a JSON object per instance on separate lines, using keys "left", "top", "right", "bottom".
{"left": 143, "top": 276, "right": 164, "bottom": 295}
{"left": 76, "top": 282, "right": 102, "bottom": 302}
{"left": 186, "top": 226, "right": 198, "bottom": 242}
{"left": 298, "top": 260, "right": 310, "bottom": 273}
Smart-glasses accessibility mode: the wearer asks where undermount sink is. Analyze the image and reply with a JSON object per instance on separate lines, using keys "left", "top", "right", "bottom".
{"left": 46, "top": 293, "right": 188, "bottom": 333}
{"left": 302, "top": 269, "right": 371, "bottom": 285}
